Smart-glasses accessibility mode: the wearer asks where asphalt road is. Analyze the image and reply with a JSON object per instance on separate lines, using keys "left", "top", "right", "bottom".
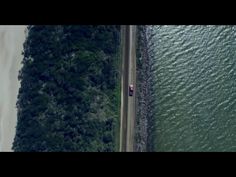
{"left": 119, "top": 25, "right": 136, "bottom": 152}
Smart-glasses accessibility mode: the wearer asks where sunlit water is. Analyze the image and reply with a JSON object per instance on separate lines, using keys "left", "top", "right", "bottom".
{"left": 143, "top": 25, "right": 236, "bottom": 151}
{"left": 0, "top": 26, "right": 26, "bottom": 151}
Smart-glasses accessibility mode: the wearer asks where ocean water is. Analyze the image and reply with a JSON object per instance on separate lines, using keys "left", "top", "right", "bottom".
{"left": 142, "top": 25, "right": 236, "bottom": 151}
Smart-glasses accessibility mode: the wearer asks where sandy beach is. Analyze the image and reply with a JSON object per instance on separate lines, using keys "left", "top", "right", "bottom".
{"left": 0, "top": 26, "right": 26, "bottom": 151}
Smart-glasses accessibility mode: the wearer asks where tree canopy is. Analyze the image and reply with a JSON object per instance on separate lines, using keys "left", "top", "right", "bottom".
{"left": 13, "top": 25, "right": 120, "bottom": 152}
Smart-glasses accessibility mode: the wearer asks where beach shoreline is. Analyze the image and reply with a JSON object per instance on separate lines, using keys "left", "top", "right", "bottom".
{"left": 0, "top": 26, "right": 26, "bottom": 151}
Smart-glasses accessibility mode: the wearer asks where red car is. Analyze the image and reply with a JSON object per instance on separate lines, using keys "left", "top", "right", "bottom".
{"left": 129, "top": 84, "right": 134, "bottom": 96}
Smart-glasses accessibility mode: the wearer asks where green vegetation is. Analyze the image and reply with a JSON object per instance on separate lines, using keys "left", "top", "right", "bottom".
{"left": 13, "top": 25, "right": 121, "bottom": 152}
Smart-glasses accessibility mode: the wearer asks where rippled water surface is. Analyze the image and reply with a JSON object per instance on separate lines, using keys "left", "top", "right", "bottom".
{"left": 146, "top": 26, "right": 236, "bottom": 151}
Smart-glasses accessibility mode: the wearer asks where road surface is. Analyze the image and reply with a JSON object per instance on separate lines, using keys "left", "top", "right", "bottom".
{"left": 119, "top": 25, "right": 137, "bottom": 152}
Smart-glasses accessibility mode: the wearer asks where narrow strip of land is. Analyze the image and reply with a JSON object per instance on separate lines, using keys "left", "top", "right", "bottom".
{"left": 120, "top": 25, "right": 136, "bottom": 152}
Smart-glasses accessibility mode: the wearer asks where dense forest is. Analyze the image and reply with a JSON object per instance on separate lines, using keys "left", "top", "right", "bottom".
{"left": 13, "top": 25, "right": 121, "bottom": 152}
